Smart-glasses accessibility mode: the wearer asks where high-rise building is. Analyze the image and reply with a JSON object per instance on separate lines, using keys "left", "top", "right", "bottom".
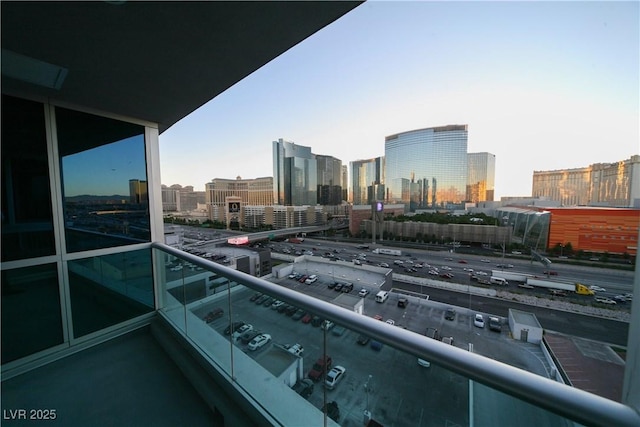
{"left": 341, "top": 164, "right": 349, "bottom": 202}
{"left": 316, "top": 155, "right": 343, "bottom": 205}
{"left": 205, "top": 176, "right": 273, "bottom": 222}
{"left": 162, "top": 184, "right": 206, "bottom": 212}
{"left": 350, "top": 156, "right": 385, "bottom": 205}
{"left": 532, "top": 155, "right": 640, "bottom": 207}
{"left": 272, "top": 138, "right": 317, "bottom": 206}
{"left": 467, "top": 152, "right": 496, "bottom": 203}
{"left": 385, "top": 125, "right": 468, "bottom": 210}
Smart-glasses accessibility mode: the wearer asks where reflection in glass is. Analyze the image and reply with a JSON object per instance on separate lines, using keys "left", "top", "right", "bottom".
{"left": 68, "top": 249, "right": 154, "bottom": 338}
{"left": 1, "top": 95, "right": 55, "bottom": 261}
{"left": 1, "top": 264, "right": 63, "bottom": 363}
{"left": 56, "top": 107, "right": 150, "bottom": 252}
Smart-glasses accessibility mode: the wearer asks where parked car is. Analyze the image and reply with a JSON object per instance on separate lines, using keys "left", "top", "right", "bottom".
{"left": 240, "top": 330, "right": 262, "bottom": 344}
{"left": 308, "top": 355, "right": 332, "bottom": 381}
{"left": 255, "top": 295, "right": 269, "bottom": 305}
{"left": 334, "top": 283, "right": 343, "bottom": 292}
{"left": 332, "top": 325, "right": 346, "bottom": 336}
{"left": 418, "top": 358, "right": 431, "bottom": 368}
{"left": 292, "top": 378, "right": 314, "bottom": 399}
{"left": 322, "top": 401, "right": 340, "bottom": 422}
{"left": 358, "top": 288, "right": 369, "bottom": 297}
{"left": 203, "top": 307, "right": 224, "bottom": 323}
{"left": 445, "top": 308, "right": 456, "bottom": 321}
{"left": 385, "top": 319, "right": 395, "bottom": 326}
{"left": 271, "top": 300, "right": 285, "bottom": 310}
{"left": 292, "top": 309, "right": 306, "bottom": 320}
{"left": 311, "top": 316, "right": 323, "bottom": 327}
{"left": 324, "top": 366, "right": 346, "bottom": 390}
{"left": 247, "top": 333, "right": 271, "bottom": 351}
{"left": 327, "top": 282, "right": 337, "bottom": 289}
{"left": 285, "top": 305, "right": 298, "bottom": 316}
{"left": 224, "top": 321, "right": 245, "bottom": 335}
{"left": 232, "top": 323, "right": 253, "bottom": 340}
{"left": 356, "top": 334, "right": 370, "bottom": 345}
{"left": 370, "top": 340, "right": 383, "bottom": 351}
{"left": 341, "top": 283, "right": 354, "bottom": 293}
{"left": 301, "top": 313, "right": 313, "bottom": 323}
{"left": 474, "top": 314, "right": 485, "bottom": 328}
{"left": 489, "top": 316, "right": 502, "bottom": 332}
{"left": 284, "top": 343, "right": 304, "bottom": 356}
{"left": 249, "top": 292, "right": 262, "bottom": 301}
{"left": 321, "top": 320, "right": 334, "bottom": 330}
{"left": 397, "top": 297, "right": 408, "bottom": 308}
{"left": 262, "top": 297, "right": 275, "bottom": 307}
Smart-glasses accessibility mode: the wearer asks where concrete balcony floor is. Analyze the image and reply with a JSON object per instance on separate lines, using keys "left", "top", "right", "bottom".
{"left": 1, "top": 327, "right": 221, "bottom": 426}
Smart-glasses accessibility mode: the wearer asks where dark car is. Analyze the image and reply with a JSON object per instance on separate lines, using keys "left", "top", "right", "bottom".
{"left": 240, "top": 329, "right": 262, "bottom": 344}
{"left": 292, "top": 378, "right": 314, "bottom": 399}
{"left": 341, "top": 283, "right": 353, "bottom": 293}
{"left": 203, "top": 307, "right": 224, "bottom": 323}
{"left": 224, "top": 321, "right": 245, "bottom": 335}
{"left": 334, "top": 283, "right": 343, "bottom": 292}
{"left": 249, "top": 292, "right": 262, "bottom": 302}
{"left": 311, "top": 316, "right": 322, "bottom": 327}
{"left": 262, "top": 297, "right": 275, "bottom": 307}
{"left": 356, "top": 334, "right": 370, "bottom": 345}
{"left": 292, "top": 309, "right": 306, "bottom": 320}
{"left": 255, "top": 295, "right": 269, "bottom": 305}
{"left": 489, "top": 316, "right": 502, "bottom": 332}
{"left": 285, "top": 305, "right": 298, "bottom": 316}
{"left": 445, "top": 308, "right": 456, "bottom": 321}
{"left": 397, "top": 297, "right": 408, "bottom": 308}
{"left": 322, "top": 401, "right": 340, "bottom": 423}
{"left": 327, "top": 282, "right": 337, "bottom": 289}
{"left": 370, "top": 340, "right": 383, "bottom": 351}
{"left": 278, "top": 303, "right": 290, "bottom": 313}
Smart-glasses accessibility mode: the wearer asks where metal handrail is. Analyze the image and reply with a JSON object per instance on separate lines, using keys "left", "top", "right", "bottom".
{"left": 153, "top": 242, "right": 640, "bottom": 427}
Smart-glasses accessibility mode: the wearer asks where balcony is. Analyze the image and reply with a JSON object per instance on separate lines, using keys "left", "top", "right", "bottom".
{"left": 2, "top": 242, "right": 638, "bottom": 426}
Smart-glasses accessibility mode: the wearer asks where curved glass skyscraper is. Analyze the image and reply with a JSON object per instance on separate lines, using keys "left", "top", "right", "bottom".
{"left": 384, "top": 125, "right": 468, "bottom": 211}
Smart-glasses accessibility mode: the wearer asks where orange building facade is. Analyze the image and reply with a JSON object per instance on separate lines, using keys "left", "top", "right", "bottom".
{"left": 547, "top": 207, "right": 639, "bottom": 256}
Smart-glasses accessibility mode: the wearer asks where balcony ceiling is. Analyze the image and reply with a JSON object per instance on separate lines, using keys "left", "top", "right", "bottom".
{"left": 1, "top": 1, "right": 361, "bottom": 133}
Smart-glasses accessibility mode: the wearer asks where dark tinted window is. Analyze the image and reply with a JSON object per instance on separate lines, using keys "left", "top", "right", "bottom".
{"left": 1, "top": 95, "right": 55, "bottom": 261}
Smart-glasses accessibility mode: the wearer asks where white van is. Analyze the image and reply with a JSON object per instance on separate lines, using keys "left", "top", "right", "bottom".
{"left": 304, "top": 274, "right": 318, "bottom": 284}
{"left": 489, "top": 276, "right": 508, "bottom": 286}
{"left": 375, "top": 291, "right": 389, "bottom": 303}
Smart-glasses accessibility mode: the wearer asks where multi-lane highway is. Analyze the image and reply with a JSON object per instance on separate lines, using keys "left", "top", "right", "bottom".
{"left": 268, "top": 237, "right": 634, "bottom": 345}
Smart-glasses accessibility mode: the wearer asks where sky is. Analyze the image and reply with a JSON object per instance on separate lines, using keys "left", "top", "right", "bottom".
{"left": 159, "top": 1, "right": 639, "bottom": 200}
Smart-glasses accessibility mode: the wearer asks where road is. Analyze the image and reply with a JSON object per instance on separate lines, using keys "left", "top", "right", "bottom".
{"left": 391, "top": 281, "right": 630, "bottom": 346}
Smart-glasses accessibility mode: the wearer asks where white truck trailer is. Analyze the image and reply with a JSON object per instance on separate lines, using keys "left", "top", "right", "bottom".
{"left": 372, "top": 248, "right": 402, "bottom": 256}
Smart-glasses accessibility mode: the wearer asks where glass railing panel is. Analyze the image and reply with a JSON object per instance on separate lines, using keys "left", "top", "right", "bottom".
{"left": 222, "top": 282, "right": 337, "bottom": 425}
{"left": 153, "top": 244, "right": 639, "bottom": 427}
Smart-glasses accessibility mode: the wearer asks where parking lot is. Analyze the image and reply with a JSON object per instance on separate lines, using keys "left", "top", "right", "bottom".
{"left": 200, "top": 269, "right": 556, "bottom": 427}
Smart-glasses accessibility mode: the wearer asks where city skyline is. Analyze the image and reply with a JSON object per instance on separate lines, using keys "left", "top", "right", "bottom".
{"left": 159, "top": 1, "right": 639, "bottom": 199}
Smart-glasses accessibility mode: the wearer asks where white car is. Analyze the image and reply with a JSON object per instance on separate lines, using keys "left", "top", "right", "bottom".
{"left": 589, "top": 285, "right": 607, "bottom": 293}
{"left": 285, "top": 343, "right": 304, "bottom": 356}
{"left": 358, "top": 288, "right": 370, "bottom": 297}
{"left": 417, "top": 358, "right": 431, "bottom": 368}
{"left": 480, "top": 259, "right": 491, "bottom": 263}
{"left": 441, "top": 266, "right": 452, "bottom": 271}
{"left": 232, "top": 323, "right": 253, "bottom": 340}
{"left": 463, "top": 267, "right": 474, "bottom": 272}
{"left": 474, "top": 314, "right": 485, "bottom": 328}
{"left": 385, "top": 319, "right": 395, "bottom": 326}
{"left": 324, "top": 366, "right": 346, "bottom": 389}
{"left": 248, "top": 333, "right": 271, "bottom": 350}
{"left": 594, "top": 296, "right": 616, "bottom": 305}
